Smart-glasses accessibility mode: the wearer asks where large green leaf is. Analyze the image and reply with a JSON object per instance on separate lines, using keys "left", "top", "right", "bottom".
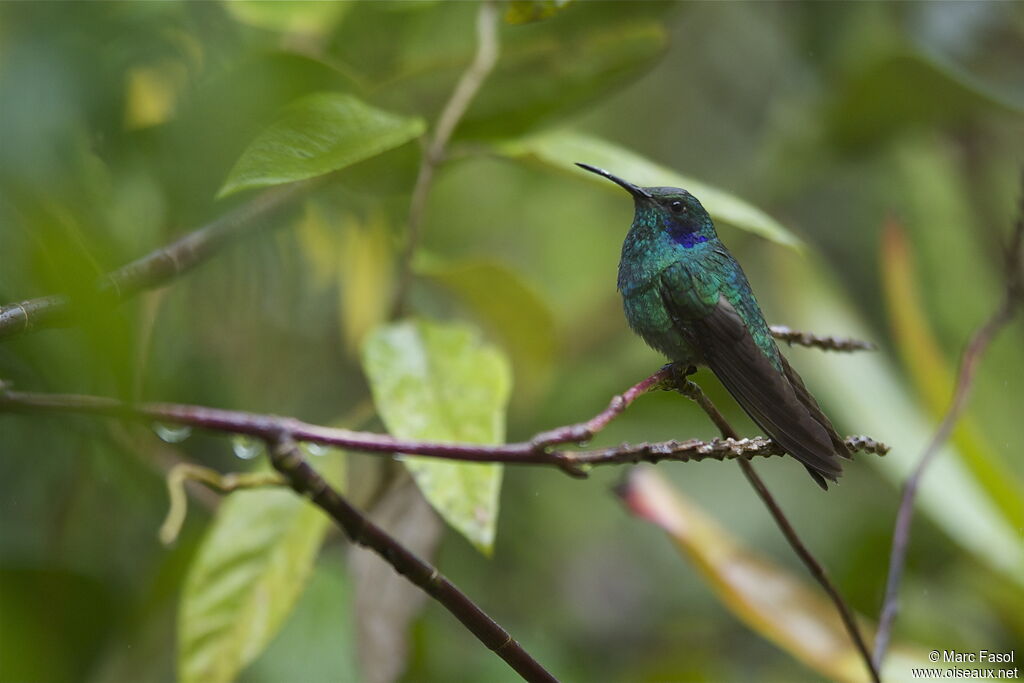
{"left": 362, "top": 319, "right": 511, "bottom": 554}
{"left": 219, "top": 92, "right": 425, "bottom": 197}
{"left": 499, "top": 130, "right": 803, "bottom": 249}
{"left": 243, "top": 551, "right": 359, "bottom": 683}
{"left": 459, "top": 12, "right": 667, "bottom": 139}
{"left": 620, "top": 467, "right": 931, "bottom": 682}
{"left": 177, "top": 459, "right": 343, "bottom": 683}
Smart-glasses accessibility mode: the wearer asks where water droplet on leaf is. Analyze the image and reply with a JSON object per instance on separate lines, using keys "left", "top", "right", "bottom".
{"left": 153, "top": 422, "right": 192, "bottom": 443}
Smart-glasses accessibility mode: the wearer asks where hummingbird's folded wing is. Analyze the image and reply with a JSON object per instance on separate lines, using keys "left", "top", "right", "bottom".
{"left": 660, "top": 276, "right": 844, "bottom": 488}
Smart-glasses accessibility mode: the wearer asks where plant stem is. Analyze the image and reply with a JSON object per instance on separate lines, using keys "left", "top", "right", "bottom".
{"left": 0, "top": 182, "right": 310, "bottom": 340}
{"left": 391, "top": 0, "right": 500, "bottom": 318}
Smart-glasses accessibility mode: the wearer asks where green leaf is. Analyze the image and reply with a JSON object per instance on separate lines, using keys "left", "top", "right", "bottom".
{"left": 499, "top": 130, "right": 803, "bottom": 249}
{"left": 219, "top": 92, "right": 425, "bottom": 197}
{"left": 504, "top": 0, "right": 575, "bottom": 25}
{"left": 460, "top": 10, "right": 667, "bottom": 139}
{"left": 362, "top": 320, "right": 511, "bottom": 554}
{"left": 177, "top": 459, "right": 343, "bottom": 683}
{"left": 244, "top": 550, "right": 359, "bottom": 683}
{"left": 419, "top": 259, "right": 557, "bottom": 399}
{"left": 620, "top": 467, "right": 932, "bottom": 682}
{"left": 0, "top": 569, "right": 114, "bottom": 683}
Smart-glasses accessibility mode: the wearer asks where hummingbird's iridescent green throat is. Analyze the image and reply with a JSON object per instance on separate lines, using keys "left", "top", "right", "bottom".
{"left": 577, "top": 162, "right": 851, "bottom": 489}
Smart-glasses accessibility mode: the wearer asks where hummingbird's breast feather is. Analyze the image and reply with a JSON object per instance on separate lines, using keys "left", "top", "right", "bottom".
{"left": 618, "top": 241, "right": 775, "bottom": 366}
{"left": 619, "top": 257, "right": 709, "bottom": 364}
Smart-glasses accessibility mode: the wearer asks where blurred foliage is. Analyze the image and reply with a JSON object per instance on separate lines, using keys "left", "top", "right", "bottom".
{"left": 178, "top": 459, "right": 342, "bottom": 683}
{"left": 620, "top": 467, "right": 931, "bottom": 683}
{"left": 1, "top": 2, "right": 1023, "bottom": 683}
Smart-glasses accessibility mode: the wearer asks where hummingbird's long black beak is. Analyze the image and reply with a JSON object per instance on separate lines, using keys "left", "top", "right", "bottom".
{"left": 575, "top": 162, "right": 653, "bottom": 199}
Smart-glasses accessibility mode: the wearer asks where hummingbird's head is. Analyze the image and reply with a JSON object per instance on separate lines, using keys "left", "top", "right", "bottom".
{"left": 575, "top": 163, "right": 716, "bottom": 248}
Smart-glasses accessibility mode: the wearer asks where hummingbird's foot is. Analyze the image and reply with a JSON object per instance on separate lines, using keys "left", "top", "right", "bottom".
{"left": 658, "top": 362, "right": 697, "bottom": 391}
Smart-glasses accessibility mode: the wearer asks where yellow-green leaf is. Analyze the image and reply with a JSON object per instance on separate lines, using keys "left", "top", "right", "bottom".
{"left": 504, "top": 0, "right": 575, "bottom": 24}
{"left": 223, "top": 1, "right": 350, "bottom": 36}
{"left": 620, "top": 467, "right": 930, "bottom": 682}
{"left": 362, "top": 320, "right": 510, "bottom": 554}
{"left": 219, "top": 92, "right": 425, "bottom": 197}
{"left": 177, "top": 459, "right": 343, "bottom": 683}
{"left": 499, "top": 130, "right": 803, "bottom": 249}
{"left": 337, "top": 211, "right": 394, "bottom": 356}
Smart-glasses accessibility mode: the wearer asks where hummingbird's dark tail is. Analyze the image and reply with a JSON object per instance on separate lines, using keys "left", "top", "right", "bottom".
{"left": 778, "top": 355, "right": 852, "bottom": 489}
{"left": 687, "top": 297, "right": 850, "bottom": 489}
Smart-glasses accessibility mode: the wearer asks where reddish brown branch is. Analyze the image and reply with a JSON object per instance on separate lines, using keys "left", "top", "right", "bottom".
{"left": 0, "top": 380, "right": 886, "bottom": 472}
{"left": 530, "top": 366, "right": 674, "bottom": 451}
{"left": 873, "top": 190, "right": 1024, "bottom": 670}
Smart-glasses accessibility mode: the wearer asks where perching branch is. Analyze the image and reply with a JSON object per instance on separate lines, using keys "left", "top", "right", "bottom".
{"left": 677, "top": 378, "right": 881, "bottom": 683}
{"left": 0, "top": 376, "right": 887, "bottom": 474}
{"left": 0, "top": 181, "right": 309, "bottom": 341}
{"left": 266, "top": 436, "right": 557, "bottom": 683}
{"left": 873, "top": 182, "right": 1024, "bottom": 670}
{"left": 391, "top": 0, "right": 501, "bottom": 317}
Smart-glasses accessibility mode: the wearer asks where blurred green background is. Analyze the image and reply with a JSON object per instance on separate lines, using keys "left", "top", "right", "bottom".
{"left": 1, "top": 2, "right": 1022, "bottom": 682}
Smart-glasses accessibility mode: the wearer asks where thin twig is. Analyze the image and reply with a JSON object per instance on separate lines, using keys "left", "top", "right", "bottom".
{"left": 530, "top": 366, "right": 674, "bottom": 449}
{"left": 0, "top": 182, "right": 310, "bottom": 341}
{"left": 159, "top": 464, "right": 286, "bottom": 545}
{"left": 678, "top": 378, "right": 881, "bottom": 683}
{"left": 266, "top": 436, "right": 557, "bottom": 683}
{"left": 770, "top": 325, "right": 877, "bottom": 352}
{"left": 873, "top": 192, "right": 1024, "bottom": 670}
{"left": 391, "top": 0, "right": 500, "bottom": 317}
{"left": 567, "top": 434, "right": 887, "bottom": 468}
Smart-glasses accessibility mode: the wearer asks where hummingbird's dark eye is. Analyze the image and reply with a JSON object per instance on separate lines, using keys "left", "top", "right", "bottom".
{"left": 670, "top": 200, "right": 685, "bottom": 213}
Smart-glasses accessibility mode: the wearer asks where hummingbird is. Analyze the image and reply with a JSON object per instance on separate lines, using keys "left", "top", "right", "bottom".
{"left": 577, "top": 163, "right": 850, "bottom": 488}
